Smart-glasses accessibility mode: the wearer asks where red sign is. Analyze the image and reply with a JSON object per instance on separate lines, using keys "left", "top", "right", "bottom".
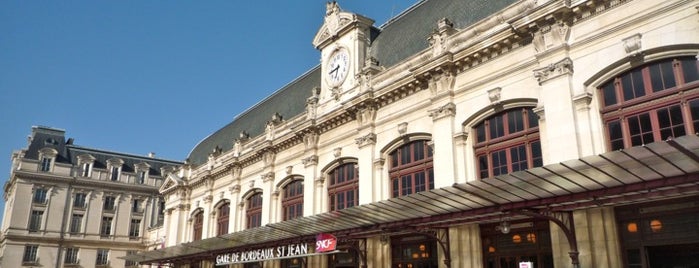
{"left": 315, "top": 233, "right": 337, "bottom": 253}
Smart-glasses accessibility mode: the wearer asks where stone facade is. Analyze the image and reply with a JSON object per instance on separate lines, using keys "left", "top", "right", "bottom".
{"left": 0, "top": 126, "right": 181, "bottom": 267}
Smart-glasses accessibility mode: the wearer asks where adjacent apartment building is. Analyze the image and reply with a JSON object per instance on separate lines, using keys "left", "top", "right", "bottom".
{"left": 121, "top": 0, "right": 698, "bottom": 267}
{"left": 0, "top": 126, "right": 181, "bottom": 267}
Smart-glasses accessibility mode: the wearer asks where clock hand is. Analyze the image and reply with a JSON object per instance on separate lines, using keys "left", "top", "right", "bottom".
{"left": 329, "top": 66, "right": 339, "bottom": 75}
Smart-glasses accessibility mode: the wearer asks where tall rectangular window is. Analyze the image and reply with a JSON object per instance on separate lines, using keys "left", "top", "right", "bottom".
{"left": 137, "top": 171, "right": 146, "bottom": 184}
{"left": 96, "top": 249, "right": 109, "bottom": 265}
{"left": 64, "top": 247, "right": 79, "bottom": 264}
{"left": 110, "top": 166, "right": 119, "bottom": 181}
{"left": 28, "top": 210, "right": 43, "bottom": 232}
{"left": 40, "top": 157, "right": 51, "bottom": 172}
{"left": 22, "top": 245, "right": 38, "bottom": 263}
{"left": 100, "top": 217, "right": 113, "bottom": 236}
{"left": 73, "top": 193, "right": 87, "bottom": 208}
{"left": 129, "top": 219, "right": 141, "bottom": 237}
{"left": 132, "top": 199, "right": 142, "bottom": 213}
{"left": 125, "top": 251, "right": 137, "bottom": 266}
{"left": 70, "top": 214, "right": 83, "bottom": 233}
{"left": 33, "top": 188, "right": 47, "bottom": 204}
{"left": 103, "top": 196, "right": 116, "bottom": 211}
{"left": 81, "top": 162, "right": 91, "bottom": 177}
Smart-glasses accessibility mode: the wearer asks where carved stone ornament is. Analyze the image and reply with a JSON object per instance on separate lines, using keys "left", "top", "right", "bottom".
{"left": 428, "top": 18, "right": 456, "bottom": 57}
{"left": 262, "top": 172, "right": 275, "bottom": 183}
{"left": 303, "top": 132, "right": 319, "bottom": 150}
{"left": 622, "top": 33, "right": 642, "bottom": 57}
{"left": 428, "top": 102, "right": 456, "bottom": 120}
{"left": 229, "top": 184, "right": 241, "bottom": 194}
{"left": 333, "top": 147, "right": 342, "bottom": 158}
{"left": 355, "top": 133, "right": 377, "bottom": 148}
{"left": 306, "top": 87, "right": 320, "bottom": 120}
{"left": 488, "top": 87, "right": 502, "bottom": 105}
{"left": 397, "top": 122, "right": 408, "bottom": 136}
{"left": 331, "top": 87, "right": 342, "bottom": 101}
{"left": 302, "top": 155, "right": 319, "bottom": 167}
{"left": 356, "top": 106, "right": 377, "bottom": 127}
{"left": 532, "top": 20, "right": 571, "bottom": 53}
{"left": 286, "top": 165, "right": 293, "bottom": 175}
{"left": 428, "top": 70, "right": 456, "bottom": 95}
{"left": 533, "top": 57, "right": 574, "bottom": 85}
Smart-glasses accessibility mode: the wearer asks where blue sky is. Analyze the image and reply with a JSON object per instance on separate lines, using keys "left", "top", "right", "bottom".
{"left": 0, "top": 1, "right": 418, "bottom": 222}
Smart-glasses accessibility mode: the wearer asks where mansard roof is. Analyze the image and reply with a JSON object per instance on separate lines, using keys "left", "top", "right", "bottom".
{"left": 23, "top": 126, "right": 182, "bottom": 176}
{"left": 187, "top": 0, "right": 518, "bottom": 166}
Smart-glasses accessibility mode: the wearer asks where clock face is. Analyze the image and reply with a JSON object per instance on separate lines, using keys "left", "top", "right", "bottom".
{"left": 326, "top": 48, "right": 350, "bottom": 87}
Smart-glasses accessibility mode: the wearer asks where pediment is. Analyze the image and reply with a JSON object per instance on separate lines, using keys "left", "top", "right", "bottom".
{"left": 312, "top": 2, "right": 374, "bottom": 49}
{"left": 160, "top": 173, "right": 183, "bottom": 193}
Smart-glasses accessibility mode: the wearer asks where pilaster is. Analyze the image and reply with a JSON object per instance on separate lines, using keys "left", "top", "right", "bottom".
{"left": 429, "top": 102, "right": 458, "bottom": 187}
{"left": 533, "top": 57, "right": 580, "bottom": 163}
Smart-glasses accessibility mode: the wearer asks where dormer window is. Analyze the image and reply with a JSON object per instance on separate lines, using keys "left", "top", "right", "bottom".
{"left": 77, "top": 154, "right": 96, "bottom": 178}
{"left": 137, "top": 171, "right": 146, "bottom": 184}
{"left": 110, "top": 166, "right": 120, "bottom": 181}
{"left": 106, "top": 158, "right": 124, "bottom": 182}
{"left": 40, "top": 157, "right": 52, "bottom": 172}
{"left": 135, "top": 162, "right": 151, "bottom": 184}
{"left": 38, "top": 148, "right": 58, "bottom": 172}
{"left": 81, "top": 162, "right": 91, "bottom": 177}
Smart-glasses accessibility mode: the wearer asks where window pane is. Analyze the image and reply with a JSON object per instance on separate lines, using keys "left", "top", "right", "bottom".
{"left": 476, "top": 123, "right": 486, "bottom": 142}
{"left": 415, "top": 172, "right": 426, "bottom": 193}
{"left": 478, "top": 155, "right": 489, "bottom": 179}
{"left": 690, "top": 99, "right": 699, "bottom": 133}
{"left": 489, "top": 116, "right": 505, "bottom": 139}
{"left": 508, "top": 109, "right": 524, "bottom": 134}
{"left": 392, "top": 178, "right": 399, "bottom": 198}
{"left": 682, "top": 58, "right": 699, "bottom": 83}
{"left": 510, "top": 145, "right": 528, "bottom": 172}
{"left": 346, "top": 190, "right": 355, "bottom": 208}
{"left": 632, "top": 69, "right": 646, "bottom": 99}
{"left": 400, "top": 145, "right": 410, "bottom": 165}
{"left": 601, "top": 81, "right": 617, "bottom": 106}
{"left": 608, "top": 120, "right": 624, "bottom": 150}
{"left": 658, "top": 105, "right": 685, "bottom": 140}
{"left": 527, "top": 108, "right": 539, "bottom": 128}
{"left": 531, "top": 141, "right": 543, "bottom": 167}
{"left": 401, "top": 175, "right": 412, "bottom": 196}
{"left": 621, "top": 73, "right": 634, "bottom": 101}
{"left": 661, "top": 61, "right": 676, "bottom": 89}
{"left": 414, "top": 141, "right": 425, "bottom": 161}
{"left": 491, "top": 150, "right": 508, "bottom": 176}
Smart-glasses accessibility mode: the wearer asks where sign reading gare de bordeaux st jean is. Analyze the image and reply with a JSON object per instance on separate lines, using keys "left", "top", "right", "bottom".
{"left": 215, "top": 233, "right": 338, "bottom": 266}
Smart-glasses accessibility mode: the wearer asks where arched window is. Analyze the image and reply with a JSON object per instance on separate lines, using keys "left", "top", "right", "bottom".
{"left": 474, "top": 107, "right": 542, "bottom": 179}
{"left": 389, "top": 140, "right": 434, "bottom": 197}
{"left": 599, "top": 57, "right": 699, "bottom": 150}
{"left": 217, "top": 201, "right": 230, "bottom": 236}
{"left": 246, "top": 193, "right": 263, "bottom": 229}
{"left": 328, "top": 162, "right": 358, "bottom": 211}
{"left": 282, "top": 180, "right": 304, "bottom": 221}
{"left": 192, "top": 211, "right": 203, "bottom": 241}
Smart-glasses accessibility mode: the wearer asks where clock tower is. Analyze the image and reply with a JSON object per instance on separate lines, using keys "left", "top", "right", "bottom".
{"left": 313, "top": 1, "right": 375, "bottom": 103}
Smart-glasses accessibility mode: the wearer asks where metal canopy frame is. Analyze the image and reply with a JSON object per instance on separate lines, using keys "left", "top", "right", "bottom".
{"left": 125, "top": 135, "right": 699, "bottom": 265}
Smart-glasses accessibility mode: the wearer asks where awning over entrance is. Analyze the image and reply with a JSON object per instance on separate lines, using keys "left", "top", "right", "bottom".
{"left": 126, "top": 135, "right": 699, "bottom": 264}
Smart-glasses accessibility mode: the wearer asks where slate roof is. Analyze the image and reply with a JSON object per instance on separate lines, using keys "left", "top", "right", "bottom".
{"left": 24, "top": 126, "right": 182, "bottom": 176}
{"left": 187, "top": 0, "right": 518, "bottom": 166}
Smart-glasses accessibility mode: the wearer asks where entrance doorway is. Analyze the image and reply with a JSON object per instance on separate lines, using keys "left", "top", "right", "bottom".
{"left": 647, "top": 243, "right": 699, "bottom": 268}
{"left": 616, "top": 197, "right": 699, "bottom": 268}
{"left": 480, "top": 220, "right": 553, "bottom": 268}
